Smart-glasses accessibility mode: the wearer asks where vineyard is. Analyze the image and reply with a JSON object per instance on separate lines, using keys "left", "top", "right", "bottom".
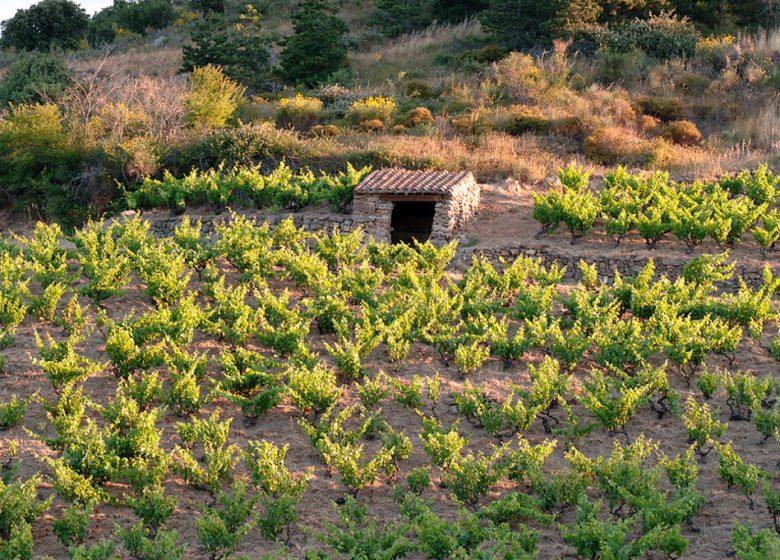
{"left": 532, "top": 165, "right": 780, "bottom": 253}
{"left": 0, "top": 210, "right": 779, "bottom": 559}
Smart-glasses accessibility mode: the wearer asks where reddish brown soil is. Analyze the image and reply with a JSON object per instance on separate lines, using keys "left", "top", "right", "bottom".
{"left": 0, "top": 186, "right": 778, "bottom": 559}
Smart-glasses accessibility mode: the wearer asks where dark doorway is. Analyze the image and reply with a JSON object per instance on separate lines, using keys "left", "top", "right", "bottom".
{"left": 391, "top": 201, "right": 436, "bottom": 244}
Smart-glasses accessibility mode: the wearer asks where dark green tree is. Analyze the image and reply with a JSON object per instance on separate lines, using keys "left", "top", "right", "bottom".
{"left": 554, "top": 0, "right": 602, "bottom": 36}
{"left": 479, "top": 0, "right": 562, "bottom": 48}
{"left": 371, "top": 0, "right": 433, "bottom": 37}
{"left": 189, "top": 0, "right": 227, "bottom": 14}
{"left": 598, "top": 0, "right": 670, "bottom": 20}
{"left": 89, "top": 0, "right": 178, "bottom": 44}
{"left": 0, "top": 0, "right": 89, "bottom": 51}
{"left": 430, "top": 0, "right": 489, "bottom": 22}
{"left": 182, "top": 15, "right": 271, "bottom": 90}
{"left": 280, "top": 0, "right": 349, "bottom": 86}
{"left": 0, "top": 52, "right": 71, "bottom": 106}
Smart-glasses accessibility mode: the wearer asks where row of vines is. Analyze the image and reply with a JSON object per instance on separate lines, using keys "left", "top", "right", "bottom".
{"left": 532, "top": 164, "right": 780, "bottom": 253}
{"left": 0, "top": 215, "right": 777, "bottom": 559}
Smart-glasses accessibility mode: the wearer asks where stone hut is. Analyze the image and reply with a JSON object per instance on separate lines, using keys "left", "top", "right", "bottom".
{"left": 352, "top": 169, "right": 480, "bottom": 244}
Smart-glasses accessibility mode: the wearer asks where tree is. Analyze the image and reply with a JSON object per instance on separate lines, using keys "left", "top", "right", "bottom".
{"left": 479, "top": 0, "right": 562, "bottom": 49}
{"left": 1, "top": 0, "right": 89, "bottom": 52}
{"left": 0, "top": 52, "right": 71, "bottom": 106}
{"left": 371, "top": 0, "right": 434, "bottom": 37}
{"left": 280, "top": 0, "right": 349, "bottom": 86}
{"left": 189, "top": 0, "right": 227, "bottom": 14}
{"left": 182, "top": 15, "right": 271, "bottom": 90}
{"left": 430, "top": 0, "right": 489, "bottom": 22}
{"left": 89, "top": 0, "right": 178, "bottom": 45}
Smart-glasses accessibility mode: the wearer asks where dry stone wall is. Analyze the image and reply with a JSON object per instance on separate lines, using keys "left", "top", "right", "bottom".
{"left": 137, "top": 208, "right": 770, "bottom": 289}
{"left": 458, "top": 244, "right": 771, "bottom": 289}
{"left": 141, "top": 209, "right": 371, "bottom": 238}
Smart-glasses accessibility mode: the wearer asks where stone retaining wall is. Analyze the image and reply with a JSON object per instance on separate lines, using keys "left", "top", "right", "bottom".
{"left": 459, "top": 244, "right": 770, "bottom": 289}
{"left": 139, "top": 209, "right": 770, "bottom": 288}
{"left": 144, "top": 210, "right": 369, "bottom": 238}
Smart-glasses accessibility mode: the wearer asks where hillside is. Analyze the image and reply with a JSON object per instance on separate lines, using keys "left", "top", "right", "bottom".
{"left": 0, "top": 2, "right": 779, "bottom": 560}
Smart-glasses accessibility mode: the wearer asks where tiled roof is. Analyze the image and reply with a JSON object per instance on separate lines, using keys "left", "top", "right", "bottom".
{"left": 354, "top": 169, "right": 474, "bottom": 195}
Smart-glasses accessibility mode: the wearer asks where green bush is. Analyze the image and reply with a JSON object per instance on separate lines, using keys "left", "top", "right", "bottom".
{"left": 161, "top": 124, "right": 308, "bottom": 175}
{"left": 636, "top": 95, "right": 686, "bottom": 121}
{"left": 275, "top": 94, "right": 324, "bottom": 130}
{"left": 185, "top": 65, "right": 246, "bottom": 129}
{"left": 0, "top": 103, "right": 86, "bottom": 224}
{"left": 662, "top": 120, "right": 702, "bottom": 145}
{"left": 0, "top": 52, "right": 71, "bottom": 106}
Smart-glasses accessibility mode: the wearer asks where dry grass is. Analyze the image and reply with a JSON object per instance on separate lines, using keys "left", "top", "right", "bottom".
{"left": 69, "top": 47, "right": 183, "bottom": 80}
{"left": 350, "top": 19, "right": 485, "bottom": 84}
{"left": 734, "top": 100, "right": 780, "bottom": 152}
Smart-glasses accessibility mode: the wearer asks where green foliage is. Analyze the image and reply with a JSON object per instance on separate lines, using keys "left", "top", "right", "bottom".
{"left": 0, "top": 52, "right": 71, "bottom": 106}
{"left": 0, "top": 0, "right": 89, "bottom": 51}
{"left": 36, "top": 332, "right": 106, "bottom": 389}
{"left": 285, "top": 361, "right": 341, "bottom": 416}
{"left": 0, "top": 473, "right": 52, "bottom": 560}
{"left": 0, "top": 395, "right": 29, "bottom": 430}
{"left": 716, "top": 442, "right": 765, "bottom": 503}
{"left": 732, "top": 522, "right": 780, "bottom": 560}
{"left": 89, "top": 0, "right": 177, "bottom": 44}
{"left": 681, "top": 396, "right": 727, "bottom": 456}
{"left": 73, "top": 220, "right": 132, "bottom": 302}
{"left": 182, "top": 14, "right": 271, "bottom": 90}
{"left": 117, "top": 522, "right": 185, "bottom": 560}
{"left": 53, "top": 503, "right": 90, "bottom": 548}
{"left": 244, "top": 440, "right": 310, "bottom": 539}
{"left": 0, "top": 102, "right": 86, "bottom": 225}
{"left": 174, "top": 411, "right": 240, "bottom": 495}
{"left": 196, "top": 480, "right": 257, "bottom": 560}
{"left": 280, "top": 0, "right": 349, "bottom": 86}
{"left": 127, "top": 484, "right": 177, "bottom": 530}
{"left": 185, "top": 65, "right": 246, "bottom": 129}
{"left": 128, "top": 163, "right": 370, "bottom": 213}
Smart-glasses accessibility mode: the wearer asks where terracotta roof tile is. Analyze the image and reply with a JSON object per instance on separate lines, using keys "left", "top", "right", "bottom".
{"left": 355, "top": 169, "right": 474, "bottom": 195}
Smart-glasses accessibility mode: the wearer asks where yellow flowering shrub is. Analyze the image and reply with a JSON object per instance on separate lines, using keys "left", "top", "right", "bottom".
{"left": 275, "top": 94, "right": 324, "bottom": 130}
{"left": 346, "top": 96, "right": 397, "bottom": 126}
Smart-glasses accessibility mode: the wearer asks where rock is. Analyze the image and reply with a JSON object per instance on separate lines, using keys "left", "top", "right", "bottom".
{"left": 152, "top": 35, "right": 168, "bottom": 48}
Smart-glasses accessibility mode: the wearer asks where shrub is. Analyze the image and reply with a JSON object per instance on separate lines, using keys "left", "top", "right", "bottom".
{"left": 584, "top": 127, "right": 652, "bottom": 165}
{"left": 502, "top": 105, "right": 550, "bottom": 135}
{"left": 280, "top": 0, "right": 349, "bottom": 86}
{"left": 90, "top": 0, "right": 176, "bottom": 42}
{"left": 0, "top": 52, "right": 71, "bottom": 106}
{"left": 608, "top": 13, "right": 700, "bottom": 60}
{"left": 360, "top": 119, "right": 385, "bottom": 132}
{"left": 404, "top": 107, "right": 435, "bottom": 127}
{"left": 401, "top": 79, "right": 433, "bottom": 98}
{"left": 592, "top": 49, "right": 650, "bottom": 85}
{"left": 161, "top": 124, "right": 307, "bottom": 175}
{"left": 309, "top": 124, "right": 339, "bottom": 137}
{"left": 275, "top": 94, "right": 324, "bottom": 130}
{"left": 662, "top": 120, "right": 702, "bottom": 145}
{"left": 0, "top": 103, "right": 85, "bottom": 223}
{"left": 185, "top": 65, "right": 246, "bottom": 129}
{"left": 636, "top": 95, "right": 686, "bottom": 121}
{"left": 346, "top": 96, "right": 398, "bottom": 126}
